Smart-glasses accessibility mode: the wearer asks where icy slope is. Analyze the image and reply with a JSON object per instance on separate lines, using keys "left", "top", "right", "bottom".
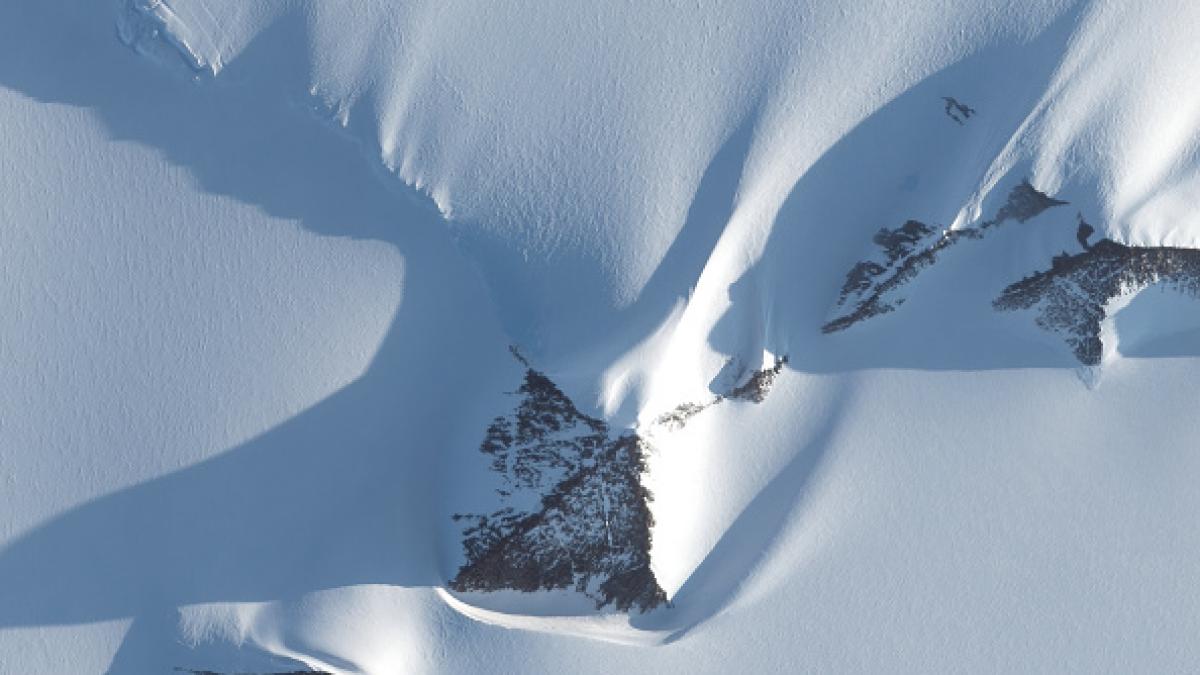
{"left": 5, "top": 0, "right": 1200, "bottom": 672}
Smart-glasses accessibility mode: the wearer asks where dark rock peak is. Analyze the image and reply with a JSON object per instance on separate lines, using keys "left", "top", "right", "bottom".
{"left": 451, "top": 355, "right": 666, "bottom": 613}
{"left": 454, "top": 346, "right": 793, "bottom": 611}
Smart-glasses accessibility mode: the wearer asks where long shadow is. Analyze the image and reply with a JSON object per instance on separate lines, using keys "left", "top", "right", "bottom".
{"left": 0, "top": 277, "right": 496, "bottom": 622}
{"left": 536, "top": 105, "right": 764, "bottom": 423}
{"left": 637, "top": 8, "right": 1091, "bottom": 639}
{"left": 0, "top": 1, "right": 509, "bottom": 670}
{"left": 637, "top": 9, "right": 1112, "bottom": 638}
{"left": 586, "top": 107, "right": 761, "bottom": 366}
{"left": 631, "top": 387, "right": 846, "bottom": 640}
{"left": 0, "top": 0, "right": 1148, "bottom": 669}
{"left": 0, "top": 2, "right": 437, "bottom": 242}
{"left": 736, "top": 4, "right": 1097, "bottom": 374}
{"left": 454, "top": 102, "right": 763, "bottom": 408}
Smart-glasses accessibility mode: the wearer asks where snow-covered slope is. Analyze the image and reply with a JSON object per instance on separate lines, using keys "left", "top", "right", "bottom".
{"left": 5, "top": 0, "right": 1200, "bottom": 672}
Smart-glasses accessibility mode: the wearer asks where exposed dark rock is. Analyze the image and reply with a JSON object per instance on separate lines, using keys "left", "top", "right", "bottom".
{"left": 986, "top": 180, "right": 1067, "bottom": 229}
{"left": 652, "top": 401, "right": 709, "bottom": 432}
{"left": 824, "top": 224, "right": 974, "bottom": 333}
{"left": 725, "top": 355, "right": 788, "bottom": 403}
{"left": 942, "top": 96, "right": 976, "bottom": 125}
{"left": 1076, "top": 216, "right": 1095, "bottom": 250}
{"left": 453, "top": 347, "right": 793, "bottom": 609}
{"left": 451, "top": 355, "right": 666, "bottom": 613}
{"left": 477, "top": 368, "right": 607, "bottom": 495}
{"left": 994, "top": 237, "right": 1200, "bottom": 365}
{"left": 650, "top": 355, "right": 789, "bottom": 432}
{"left": 837, "top": 260, "right": 888, "bottom": 302}
{"left": 875, "top": 220, "right": 933, "bottom": 263}
{"left": 825, "top": 180, "right": 1067, "bottom": 333}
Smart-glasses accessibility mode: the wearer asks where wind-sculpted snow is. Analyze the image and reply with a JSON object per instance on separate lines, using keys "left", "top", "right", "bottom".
{"left": 995, "top": 235, "right": 1200, "bottom": 365}
{"left": 115, "top": 0, "right": 1107, "bottom": 361}
{"left": 825, "top": 180, "right": 1067, "bottom": 333}
{"left": 13, "top": 0, "right": 1200, "bottom": 671}
{"left": 450, "top": 351, "right": 666, "bottom": 613}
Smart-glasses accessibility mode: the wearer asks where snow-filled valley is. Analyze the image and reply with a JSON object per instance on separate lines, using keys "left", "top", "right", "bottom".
{"left": 5, "top": 1, "right": 1200, "bottom": 672}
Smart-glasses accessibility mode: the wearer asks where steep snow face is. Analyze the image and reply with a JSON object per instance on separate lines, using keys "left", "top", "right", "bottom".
{"left": 1013, "top": 0, "right": 1200, "bottom": 248}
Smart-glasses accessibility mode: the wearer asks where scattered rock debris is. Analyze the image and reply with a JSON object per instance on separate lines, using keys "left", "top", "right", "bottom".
{"left": 824, "top": 180, "right": 1067, "bottom": 333}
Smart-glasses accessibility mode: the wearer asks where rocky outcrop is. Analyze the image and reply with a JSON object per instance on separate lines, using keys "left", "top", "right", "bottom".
{"left": 651, "top": 355, "right": 788, "bottom": 432}
{"left": 725, "top": 355, "right": 788, "bottom": 403}
{"left": 451, "top": 346, "right": 792, "bottom": 611}
{"left": 450, "top": 353, "right": 666, "bottom": 612}
{"left": 994, "top": 237, "right": 1200, "bottom": 365}
{"left": 825, "top": 180, "right": 1066, "bottom": 333}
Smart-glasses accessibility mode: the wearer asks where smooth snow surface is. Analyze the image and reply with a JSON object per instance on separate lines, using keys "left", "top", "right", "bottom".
{"left": 5, "top": 0, "right": 1200, "bottom": 672}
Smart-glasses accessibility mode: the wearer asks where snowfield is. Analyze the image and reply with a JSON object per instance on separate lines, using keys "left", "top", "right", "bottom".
{"left": 4, "top": 1, "right": 1200, "bottom": 672}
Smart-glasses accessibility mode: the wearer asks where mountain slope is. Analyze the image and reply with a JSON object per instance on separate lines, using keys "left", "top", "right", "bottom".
{"left": 4, "top": 1, "right": 1200, "bottom": 672}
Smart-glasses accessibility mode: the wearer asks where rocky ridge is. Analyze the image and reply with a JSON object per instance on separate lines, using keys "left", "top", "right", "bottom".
{"left": 825, "top": 180, "right": 1067, "bottom": 333}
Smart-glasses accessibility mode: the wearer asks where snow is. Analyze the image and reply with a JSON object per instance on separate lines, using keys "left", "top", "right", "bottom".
{"left": 5, "top": 0, "right": 1200, "bottom": 672}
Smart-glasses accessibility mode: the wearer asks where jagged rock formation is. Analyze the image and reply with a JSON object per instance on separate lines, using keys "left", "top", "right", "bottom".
{"left": 825, "top": 180, "right": 1067, "bottom": 333}
{"left": 450, "top": 353, "right": 666, "bottom": 612}
{"left": 942, "top": 96, "right": 976, "bottom": 125}
{"left": 651, "top": 355, "right": 788, "bottom": 431}
{"left": 994, "top": 238, "right": 1200, "bottom": 365}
